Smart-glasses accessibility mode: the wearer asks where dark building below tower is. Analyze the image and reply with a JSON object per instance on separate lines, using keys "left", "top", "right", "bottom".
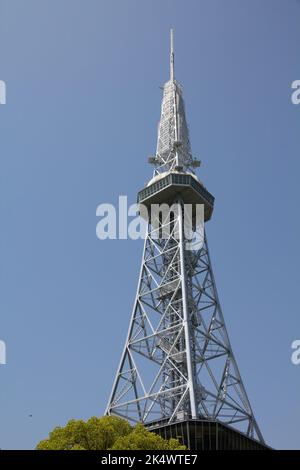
{"left": 147, "top": 419, "right": 270, "bottom": 450}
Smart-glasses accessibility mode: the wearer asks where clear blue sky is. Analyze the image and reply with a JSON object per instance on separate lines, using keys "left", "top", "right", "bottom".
{"left": 0, "top": 0, "right": 300, "bottom": 450}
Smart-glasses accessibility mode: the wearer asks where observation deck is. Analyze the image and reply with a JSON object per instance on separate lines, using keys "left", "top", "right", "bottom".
{"left": 137, "top": 171, "right": 214, "bottom": 222}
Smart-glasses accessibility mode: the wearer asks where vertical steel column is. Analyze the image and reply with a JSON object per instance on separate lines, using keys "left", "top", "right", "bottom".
{"left": 178, "top": 199, "right": 197, "bottom": 418}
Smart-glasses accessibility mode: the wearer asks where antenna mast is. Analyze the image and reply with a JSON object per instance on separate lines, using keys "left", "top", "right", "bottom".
{"left": 170, "top": 28, "right": 175, "bottom": 81}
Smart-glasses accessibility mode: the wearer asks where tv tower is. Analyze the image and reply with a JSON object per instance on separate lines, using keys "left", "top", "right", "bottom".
{"left": 106, "top": 30, "right": 266, "bottom": 449}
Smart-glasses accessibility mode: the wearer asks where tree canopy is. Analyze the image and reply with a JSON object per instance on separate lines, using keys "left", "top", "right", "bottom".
{"left": 36, "top": 416, "right": 186, "bottom": 450}
{"left": 111, "top": 423, "right": 185, "bottom": 450}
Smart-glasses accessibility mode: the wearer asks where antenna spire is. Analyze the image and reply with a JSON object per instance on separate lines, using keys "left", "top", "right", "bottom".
{"left": 170, "top": 28, "right": 175, "bottom": 81}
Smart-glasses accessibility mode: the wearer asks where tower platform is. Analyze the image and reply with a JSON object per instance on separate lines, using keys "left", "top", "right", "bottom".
{"left": 137, "top": 171, "right": 214, "bottom": 222}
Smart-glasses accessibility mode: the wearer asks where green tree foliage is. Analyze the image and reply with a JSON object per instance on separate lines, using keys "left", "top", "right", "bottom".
{"left": 36, "top": 416, "right": 185, "bottom": 450}
{"left": 111, "top": 423, "right": 186, "bottom": 450}
{"left": 36, "top": 416, "right": 131, "bottom": 450}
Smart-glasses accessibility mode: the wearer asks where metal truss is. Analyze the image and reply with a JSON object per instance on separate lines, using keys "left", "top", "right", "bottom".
{"left": 155, "top": 79, "right": 194, "bottom": 174}
{"left": 106, "top": 202, "right": 264, "bottom": 443}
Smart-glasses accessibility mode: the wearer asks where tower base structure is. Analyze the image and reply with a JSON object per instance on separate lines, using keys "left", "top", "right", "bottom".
{"left": 147, "top": 418, "right": 270, "bottom": 450}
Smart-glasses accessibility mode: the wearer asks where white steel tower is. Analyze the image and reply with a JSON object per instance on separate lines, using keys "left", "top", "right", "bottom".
{"left": 106, "top": 30, "right": 264, "bottom": 444}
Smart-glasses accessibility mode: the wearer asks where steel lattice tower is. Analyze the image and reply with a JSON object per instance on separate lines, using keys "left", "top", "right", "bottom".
{"left": 106, "top": 30, "right": 264, "bottom": 444}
